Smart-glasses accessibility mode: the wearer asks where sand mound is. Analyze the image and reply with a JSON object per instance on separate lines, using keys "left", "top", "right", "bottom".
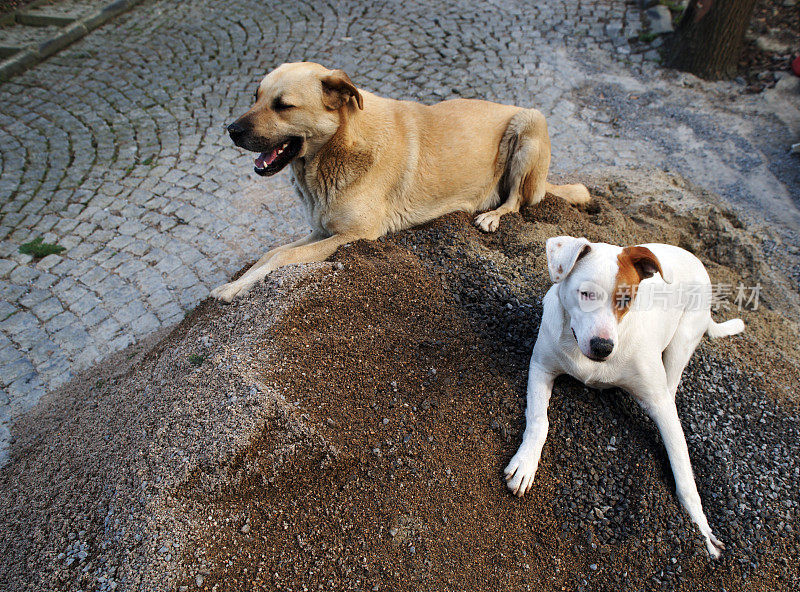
{"left": 1, "top": 170, "right": 798, "bottom": 592}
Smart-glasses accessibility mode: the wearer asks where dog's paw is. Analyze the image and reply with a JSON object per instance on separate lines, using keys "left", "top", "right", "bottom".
{"left": 474, "top": 211, "right": 501, "bottom": 233}
{"left": 704, "top": 532, "right": 725, "bottom": 559}
{"left": 503, "top": 449, "right": 540, "bottom": 497}
{"left": 210, "top": 281, "right": 248, "bottom": 303}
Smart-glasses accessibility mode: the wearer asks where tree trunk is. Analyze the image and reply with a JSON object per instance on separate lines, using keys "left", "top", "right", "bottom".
{"left": 667, "top": 0, "right": 758, "bottom": 80}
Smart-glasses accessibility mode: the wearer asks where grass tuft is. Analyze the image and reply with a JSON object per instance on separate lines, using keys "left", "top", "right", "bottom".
{"left": 19, "top": 237, "right": 66, "bottom": 259}
{"left": 188, "top": 354, "right": 205, "bottom": 367}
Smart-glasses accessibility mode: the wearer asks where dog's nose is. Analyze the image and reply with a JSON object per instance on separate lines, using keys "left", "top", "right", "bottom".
{"left": 227, "top": 122, "right": 245, "bottom": 140}
{"left": 589, "top": 337, "right": 614, "bottom": 360}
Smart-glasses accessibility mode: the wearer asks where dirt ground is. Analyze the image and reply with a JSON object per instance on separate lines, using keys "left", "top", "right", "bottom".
{"left": 0, "top": 0, "right": 36, "bottom": 16}
{"left": 0, "top": 170, "right": 799, "bottom": 591}
{"left": 740, "top": 0, "right": 800, "bottom": 91}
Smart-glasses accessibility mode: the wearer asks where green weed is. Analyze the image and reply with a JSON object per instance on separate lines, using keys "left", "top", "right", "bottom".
{"left": 19, "top": 237, "right": 66, "bottom": 259}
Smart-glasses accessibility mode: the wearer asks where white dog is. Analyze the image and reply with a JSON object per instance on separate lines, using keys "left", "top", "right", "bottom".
{"left": 504, "top": 236, "right": 744, "bottom": 558}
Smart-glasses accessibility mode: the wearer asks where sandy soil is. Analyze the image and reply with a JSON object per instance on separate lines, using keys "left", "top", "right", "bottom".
{"left": 0, "top": 169, "right": 798, "bottom": 591}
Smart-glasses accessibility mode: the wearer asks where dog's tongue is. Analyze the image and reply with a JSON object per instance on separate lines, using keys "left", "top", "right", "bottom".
{"left": 255, "top": 148, "right": 278, "bottom": 169}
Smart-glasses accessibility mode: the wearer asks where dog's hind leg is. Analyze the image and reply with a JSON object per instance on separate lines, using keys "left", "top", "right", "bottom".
{"left": 474, "top": 109, "right": 549, "bottom": 233}
{"left": 662, "top": 312, "right": 707, "bottom": 396}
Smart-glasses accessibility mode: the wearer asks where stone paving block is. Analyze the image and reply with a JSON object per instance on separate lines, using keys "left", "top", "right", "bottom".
{"left": 51, "top": 258, "right": 78, "bottom": 276}
{"left": 73, "top": 221, "right": 96, "bottom": 238}
{"left": 93, "top": 316, "right": 121, "bottom": 343}
{"left": 2, "top": 358, "right": 35, "bottom": 385}
{"left": 147, "top": 287, "right": 174, "bottom": 309}
{"left": 113, "top": 299, "right": 148, "bottom": 326}
{"left": 52, "top": 323, "right": 92, "bottom": 353}
{"left": 27, "top": 337, "right": 59, "bottom": 366}
{"left": 168, "top": 266, "right": 199, "bottom": 290}
{"left": 116, "top": 259, "right": 146, "bottom": 277}
{"left": 12, "top": 322, "right": 48, "bottom": 351}
{"left": 0, "top": 259, "right": 17, "bottom": 279}
{"left": 96, "top": 273, "right": 126, "bottom": 295}
{"left": 68, "top": 259, "right": 96, "bottom": 279}
{"left": 30, "top": 296, "right": 64, "bottom": 322}
{"left": 118, "top": 220, "right": 145, "bottom": 236}
{"left": 87, "top": 229, "right": 115, "bottom": 243}
{"left": 126, "top": 239, "right": 150, "bottom": 256}
{"left": 78, "top": 265, "right": 108, "bottom": 288}
{"left": 131, "top": 311, "right": 159, "bottom": 336}
{"left": 53, "top": 218, "right": 79, "bottom": 234}
{"left": 0, "top": 244, "right": 17, "bottom": 260}
{"left": 53, "top": 274, "right": 80, "bottom": 294}
{"left": 155, "top": 254, "right": 182, "bottom": 275}
{"left": 35, "top": 253, "right": 63, "bottom": 271}
{"left": 107, "top": 333, "right": 133, "bottom": 352}
{"left": 161, "top": 169, "right": 185, "bottom": 184}
{"left": 0, "top": 310, "right": 39, "bottom": 337}
{"left": 6, "top": 372, "right": 41, "bottom": 404}
{"left": 0, "top": 341, "right": 22, "bottom": 365}
{"left": 8, "top": 265, "right": 39, "bottom": 285}
{"left": 106, "top": 235, "right": 134, "bottom": 251}
{"left": 103, "top": 284, "right": 138, "bottom": 307}
{"left": 68, "top": 291, "right": 102, "bottom": 316}
{"left": 36, "top": 356, "right": 71, "bottom": 386}
{"left": 0, "top": 299, "right": 17, "bottom": 320}
{"left": 176, "top": 174, "right": 203, "bottom": 189}
{"left": 72, "top": 345, "right": 101, "bottom": 369}
{"left": 103, "top": 252, "right": 134, "bottom": 272}
{"left": 45, "top": 310, "right": 81, "bottom": 335}
{"left": 178, "top": 284, "right": 208, "bottom": 307}
{"left": 91, "top": 246, "right": 116, "bottom": 265}
{"left": 31, "top": 271, "right": 58, "bottom": 290}
{"left": 18, "top": 287, "right": 51, "bottom": 308}
{"left": 81, "top": 304, "right": 108, "bottom": 327}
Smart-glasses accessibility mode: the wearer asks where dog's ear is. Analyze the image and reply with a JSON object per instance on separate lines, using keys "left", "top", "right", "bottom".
{"left": 321, "top": 69, "right": 364, "bottom": 110}
{"left": 623, "top": 246, "right": 672, "bottom": 283}
{"left": 546, "top": 236, "right": 591, "bottom": 283}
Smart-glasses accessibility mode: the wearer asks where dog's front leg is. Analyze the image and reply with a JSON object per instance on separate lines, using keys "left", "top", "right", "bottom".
{"left": 504, "top": 360, "right": 556, "bottom": 497}
{"left": 212, "top": 233, "right": 358, "bottom": 303}
{"left": 637, "top": 390, "right": 725, "bottom": 558}
{"left": 211, "top": 232, "right": 323, "bottom": 302}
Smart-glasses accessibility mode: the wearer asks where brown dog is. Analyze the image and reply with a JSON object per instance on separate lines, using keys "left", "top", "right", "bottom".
{"left": 213, "top": 62, "right": 590, "bottom": 301}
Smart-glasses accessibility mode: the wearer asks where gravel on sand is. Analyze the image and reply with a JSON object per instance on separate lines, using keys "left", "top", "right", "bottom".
{"left": 0, "top": 170, "right": 798, "bottom": 591}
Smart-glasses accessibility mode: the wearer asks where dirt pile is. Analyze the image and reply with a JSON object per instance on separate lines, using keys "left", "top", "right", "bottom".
{"left": 1, "top": 170, "right": 798, "bottom": 591}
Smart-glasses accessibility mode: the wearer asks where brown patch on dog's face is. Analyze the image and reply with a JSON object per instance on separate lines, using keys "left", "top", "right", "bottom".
{"left": 614, "top": 246, "right": 664, "bottom": 320}
{"left": 226, "top": 62, "right": 363, "bottom": 176}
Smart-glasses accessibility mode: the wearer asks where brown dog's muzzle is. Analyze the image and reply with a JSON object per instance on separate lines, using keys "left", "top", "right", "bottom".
{"left": 226, "top": 120, "right": 303, "bottom": 177}
{"left": 227, "top": 121, "right": 246, "bottom": 143}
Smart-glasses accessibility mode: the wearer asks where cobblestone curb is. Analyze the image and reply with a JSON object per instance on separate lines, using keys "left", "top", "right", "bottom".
{"left": 0, "top": 0, "right": 143, "bottom": 83}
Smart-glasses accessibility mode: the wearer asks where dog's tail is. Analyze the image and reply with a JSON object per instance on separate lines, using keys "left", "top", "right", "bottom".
{"left": 544, "top": 181, "right": 591, "bottom": 205}
{"left": 706, "top": 318, "right": 745, "bottom": 339}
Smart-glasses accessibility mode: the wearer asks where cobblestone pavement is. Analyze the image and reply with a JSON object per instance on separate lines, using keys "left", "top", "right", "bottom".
{"left": 1, "top": 0, "right": 798, "bottom": 451}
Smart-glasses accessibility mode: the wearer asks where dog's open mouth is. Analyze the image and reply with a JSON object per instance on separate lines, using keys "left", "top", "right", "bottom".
{"left": 254, "top": 137, "right": 303, "bottom": 176}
